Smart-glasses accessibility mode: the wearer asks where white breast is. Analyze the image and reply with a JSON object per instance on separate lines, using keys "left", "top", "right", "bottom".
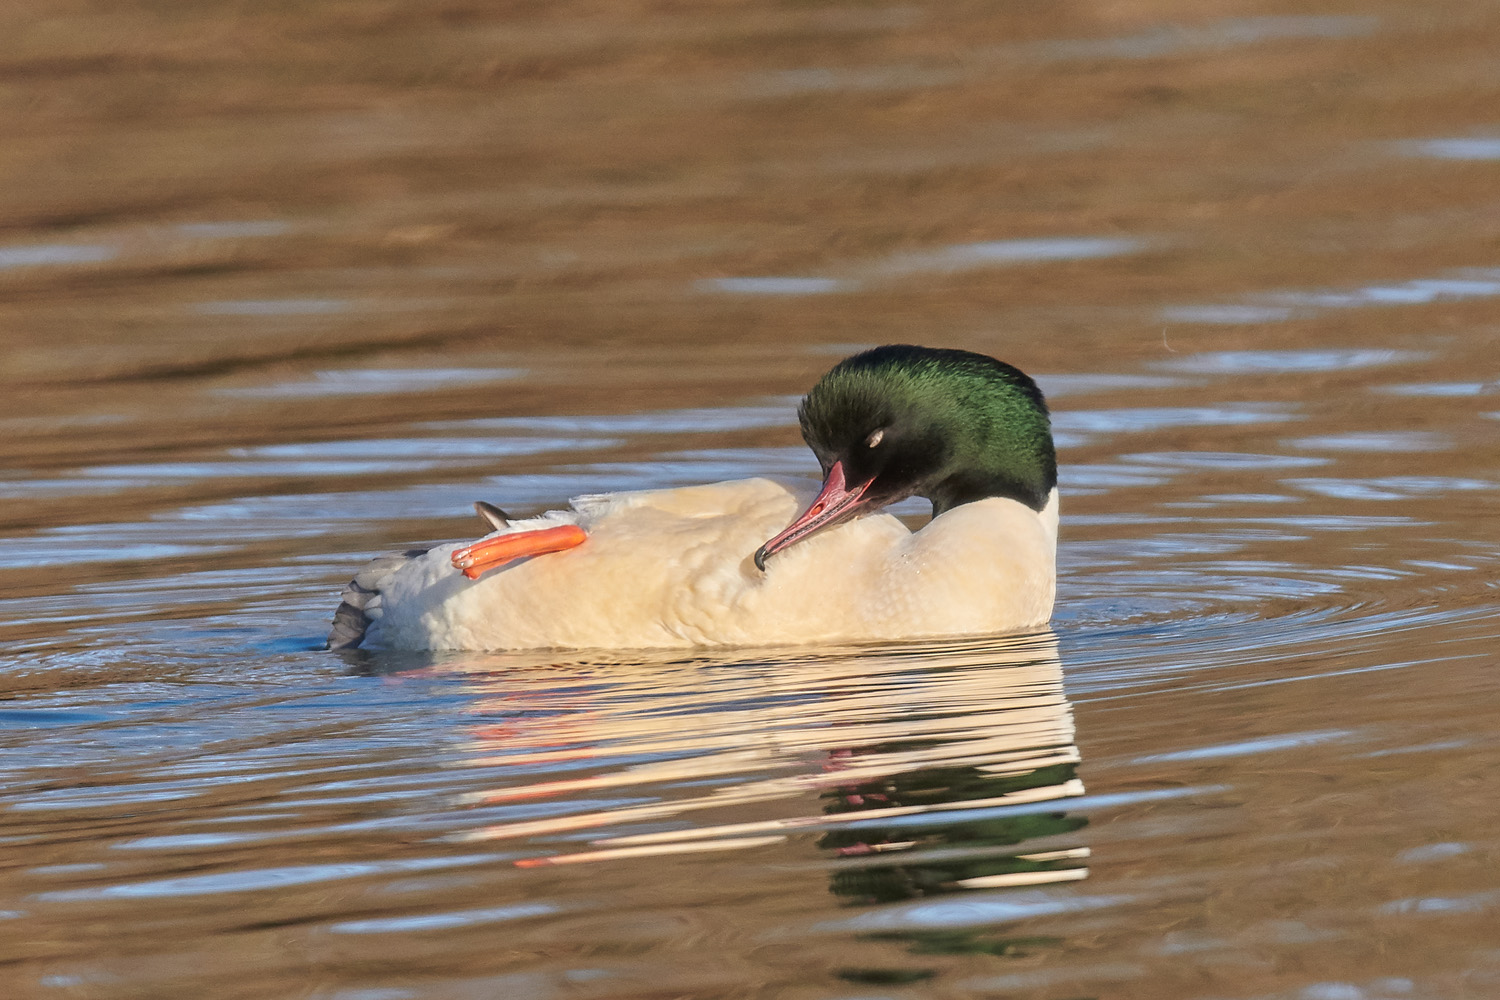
{"left": 358, "top": 478, "right": 1057, "bottom": 651}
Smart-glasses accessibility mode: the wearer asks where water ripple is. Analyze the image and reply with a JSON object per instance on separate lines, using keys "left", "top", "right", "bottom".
{"left": 36, "top": 854, "right": 503, "bottom": 901}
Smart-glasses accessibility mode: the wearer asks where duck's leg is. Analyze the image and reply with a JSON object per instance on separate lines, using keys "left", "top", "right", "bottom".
{"left": 451, "top": 524, "right": 587, "bottom": 579}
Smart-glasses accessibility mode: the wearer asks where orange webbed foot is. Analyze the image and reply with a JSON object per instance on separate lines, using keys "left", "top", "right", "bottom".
{"left": 451, "top": 524, "right": 587, "bottom": 579}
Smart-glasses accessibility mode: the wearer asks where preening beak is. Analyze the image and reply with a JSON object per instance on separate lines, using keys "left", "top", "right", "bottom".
{"left": 754, "top": 461, "right": 875, "bottom": 571}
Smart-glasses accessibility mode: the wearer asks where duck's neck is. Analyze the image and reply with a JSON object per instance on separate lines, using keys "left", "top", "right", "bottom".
{"left": 917, "top": 409, "right": 1057, "bottom": 515}
{"left": 928, "top": 469, "right": 1055, "bottom": 517}
{"left": 931, "top": 484, "right": 1059, "bottom": 539}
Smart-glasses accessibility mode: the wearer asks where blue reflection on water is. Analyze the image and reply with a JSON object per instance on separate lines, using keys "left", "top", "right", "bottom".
{"left": 1288, "top": 476, "right": 1495, "bottom": 501}
{"left": 35, "top": 854, "right": 503, "bottom": 901}
{"left": 1157, "top": 349, "right": 1421, "bottom": 373}
{"left": 1164, "top": 270, "right": 1500, "bottom": 324}
{"left": 1133, "top": 729, "right": 1355, "bottom": 763}
{"left": 329, "top": 902, "right": 559, "bottom": 934}
{"left": 819, "top": 889, "right": 1132, "bottom": 932}
{"left": 0, "top": 244, "right": 117, "bottom": 270}
{"left": 698, "top": 277, "right": 852, "bottom": 295}
{"left": 703, "top": 236, "right": 1143, "bottom": 294}
{"left": 1398, "top": 137, "right": 1500, "bottom": 160}
{"left": 869, "top": 237, "right": 1143, "bottom": 275}
{"left": 1054, "top": 404, "right": 1299, "bottom": 435}
{"left": 0, "top": 542, "right": 235, "bottom": 570}
{"left": 1379, "top": 381, "right": 1497, "bottom": 396}
{"left": 1289, "top": 432, "right": 1450, "bottom": 453}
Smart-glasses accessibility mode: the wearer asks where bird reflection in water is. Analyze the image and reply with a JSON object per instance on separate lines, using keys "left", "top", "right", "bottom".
{"left": 429, "top": 632, "right": 1086, "bottom": 977}
{"left": 806, "top": 639, "right": 1087, "bottom": 978}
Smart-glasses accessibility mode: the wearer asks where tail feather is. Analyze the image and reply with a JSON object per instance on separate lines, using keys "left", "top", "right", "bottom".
{"left": 327, "top": 548, "right": 430, "bottom": 650}
{"left": 474, "top": 501, "right": 510, "bottom": 531}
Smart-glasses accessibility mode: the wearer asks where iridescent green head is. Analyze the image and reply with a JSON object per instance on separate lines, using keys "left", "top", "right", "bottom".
{"left": 756, "top": 345, "right": 1056, "bottom": 570}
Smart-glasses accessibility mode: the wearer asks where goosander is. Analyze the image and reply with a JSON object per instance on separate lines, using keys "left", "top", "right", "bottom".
{"left": 328, "top": 345, "right": 1058, "bottom": 651}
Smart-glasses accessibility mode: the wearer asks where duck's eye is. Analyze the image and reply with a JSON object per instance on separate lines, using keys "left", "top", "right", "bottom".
{"left": 865, "top": 429, "right": 885, "bottom": 448}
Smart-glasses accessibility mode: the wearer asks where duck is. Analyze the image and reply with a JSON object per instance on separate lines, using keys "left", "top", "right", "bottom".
{"left": 328, "top": 344, "right": 1059, "bottom": 651}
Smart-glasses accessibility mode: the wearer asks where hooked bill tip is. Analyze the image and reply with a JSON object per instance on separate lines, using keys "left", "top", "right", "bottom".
{"left": 752, "top": 546, "right": 770, "bottom": 572}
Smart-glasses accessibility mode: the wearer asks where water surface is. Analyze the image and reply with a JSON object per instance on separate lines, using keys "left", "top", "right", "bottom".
{"left": 3, "top": 1, "right": 1499, "bottom": 998}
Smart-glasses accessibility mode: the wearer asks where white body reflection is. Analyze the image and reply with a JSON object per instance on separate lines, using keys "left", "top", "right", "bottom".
{"left": 425, "top": 633, "right": 1087, "bottom": 898}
